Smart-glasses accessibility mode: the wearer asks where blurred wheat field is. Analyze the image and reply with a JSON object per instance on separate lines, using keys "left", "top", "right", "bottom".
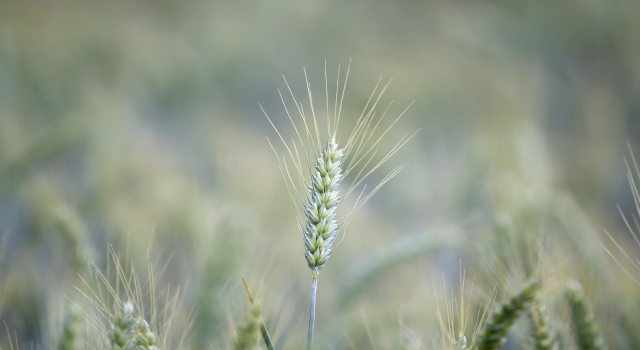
{"left": 1, "top": 0, "right": 640, "bottom": 349}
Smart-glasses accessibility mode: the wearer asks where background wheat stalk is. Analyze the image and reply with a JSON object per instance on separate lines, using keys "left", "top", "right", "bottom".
{"left": 262, "top": 61, "right": 414, "bottom": 349}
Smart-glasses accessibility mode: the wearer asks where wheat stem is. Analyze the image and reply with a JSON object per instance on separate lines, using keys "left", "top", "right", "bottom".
{"left": 308, "top": 276, "right": 318, "bottom": 350}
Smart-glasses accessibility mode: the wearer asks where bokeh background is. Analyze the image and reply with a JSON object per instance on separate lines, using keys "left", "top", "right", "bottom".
{"left": 1, "top": 0, "right": 640, "bottom": 348}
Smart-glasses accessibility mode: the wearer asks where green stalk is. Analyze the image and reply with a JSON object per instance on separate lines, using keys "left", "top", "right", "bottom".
{"left": 308, "top": 276, "right": 318, "bottom": 350}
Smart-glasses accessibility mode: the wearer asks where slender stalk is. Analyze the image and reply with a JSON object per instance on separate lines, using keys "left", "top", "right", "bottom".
{"left": 308, "top": 276, "right": 318, "bottom": 350}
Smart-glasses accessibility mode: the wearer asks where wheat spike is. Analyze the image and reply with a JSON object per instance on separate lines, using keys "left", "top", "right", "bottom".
{"left": 263, "top": 61, "right": 414, "bottom": 350}
{"left": 263, "top": 62, "right": 413, "bottom": 278}
{"left": 233, "top": 303, "right": 262, "bottom": 350}
{"left": 133, "top": 318, "right": 159, "bottom": 350}
{"left": 303, "top": 136, "right": 344, "bottom": 276}
{"left": 478, "top": 278, "right": 541, "bottom": 350}
{"left": 110, "top": 302, "right": 135, "bottom": 350}
{"left": 241, "top": 277, "right": 275, "bottom": 350}
{"left": 57, "top": 306, "right": 80, "bottom": 350}
{"left": 529, "top": 301, "right": 556, "bottom": 350}
{"left": 566, "top": 281, "right": 607, "bottom": 350}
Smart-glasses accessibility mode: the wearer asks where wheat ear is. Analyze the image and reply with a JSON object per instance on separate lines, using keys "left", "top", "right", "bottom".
{"left": 133, "top": 318, "right": 159, "bottom": 350}
{"left": 233, "top": 302, "right": 262, "bottom": 350}
{"left": 241, "top": 277, "right": 275, "bottom": 350}
{"left": 263, "top": 61, "right": 414, "bottom": 350}
{"left": 566, "top": 281, "right": 607, "bottom": 350}
{"left": 110, "top": 301, "right": 135, "bottom": 350}
{"left": 303, "top": 136, "right": 344, "bottom": 276}
{"left": 478, "top": 278, "right": 541, "bottom": 350}
{"left": 57, "top": 306, "right": 80, "bottom": 350}
{"left": 529, "top": 301, "right": 556, "bottom": 350}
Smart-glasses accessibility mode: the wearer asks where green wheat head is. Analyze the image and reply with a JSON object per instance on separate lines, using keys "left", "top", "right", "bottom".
{"left": 566, "top": 281, "right": 607, "bottom": 350}
{"left": 263, "top": 62, "right": 413, "bottom": 349}
{"left": 303, "top": 136, "right": 343, "bottom": 275}
{"left": 529, "top": 300, "right": 557, "bottom": 350}
{"left": 263, "top": 62, "right": 413, "bottom": 278}
{"left": 110, "top": 302, "right": 135, "bottom": 350}
{"left": 72, "top": 246, "right": 183, "bottom": 350}
{"left": 57, "top": 306, "right": 80, "bottom": 350}
{"left": 133, "top": 318, "right": 159, "bottom": 350}
{"left": 478, "top": 278, "right": 541, "bottom": 350}
{"left": 233, "top": 303, "right": 262, "bottom": 350}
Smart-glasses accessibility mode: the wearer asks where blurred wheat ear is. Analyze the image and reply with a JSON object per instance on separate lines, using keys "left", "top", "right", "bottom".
{"left": 73, "top": 245, "right": 186, "bottom": 350}
{"left": 57, "top": 306, "right": 80, "bottom": 350}
{"left": 478, "top": 278, "right": 541, "bottom": 350}
{"left": 566, "top": 280, "right": 607, "bottom": 350}
{"left": 133, "top": 318, "right": 159, "bottom": 350}
{"left": 241, "top": 277, "right": 274, "bottom": 350}
{"left": 262, "top": 60, "right": 415, "bottom": 349}
{"left": 233, "top": 302, "right": 262, "bottom": 350}
{"left": 109, "top": 301, "right": 135, "bottom": 350}
{"left": 529, "top": 300, "right": 557, "bottom": 350}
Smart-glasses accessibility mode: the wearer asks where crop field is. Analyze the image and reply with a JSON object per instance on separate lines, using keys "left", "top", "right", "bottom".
{"left": 1, "top": 1, "right": 640, "bottom": 349}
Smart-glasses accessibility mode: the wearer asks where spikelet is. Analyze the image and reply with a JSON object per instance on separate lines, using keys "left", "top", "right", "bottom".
{"left": 566, "top": 281, "right": 607, "bottom": 350}
{"left": 110, "top": 301, "right": 135, "bottom": 350}
{"left": 133, "top": 318, "right": 159, "bottom": 350}
{"left": 529, "top": 301, "right": 556, "bottom": 350}
{"left": 478, "top": 278, "right": 541, "bottom": 350}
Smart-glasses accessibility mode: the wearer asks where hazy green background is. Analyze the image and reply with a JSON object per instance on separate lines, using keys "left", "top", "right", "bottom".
{"left": 1, "top": 0, "right": 640, "bottom": 348}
